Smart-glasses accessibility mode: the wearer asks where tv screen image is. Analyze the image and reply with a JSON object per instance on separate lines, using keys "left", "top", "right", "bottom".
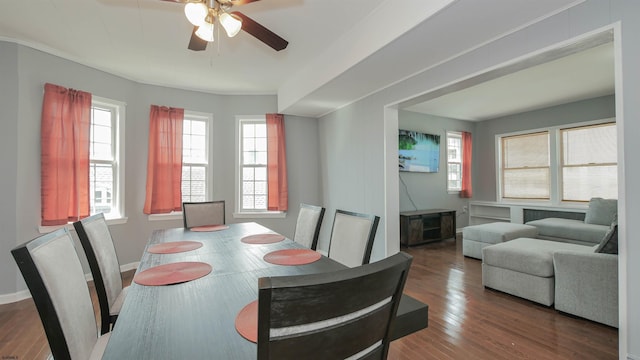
{"left": 398, "top": 130, "right": 440, "bottom": 173}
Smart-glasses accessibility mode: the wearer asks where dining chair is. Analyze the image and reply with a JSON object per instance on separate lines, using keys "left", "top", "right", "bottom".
{"left": 292, "top": 203, "right": 325, "bottom": 250}
{"left": 257, "top": 251, "right": 413, "bottom": 360}
{"left": 11, "top": 228, "right": 110, "bottom": 360}
{"left": 73, "top": 212, "right": 128, "bottom": 335}
{"left": 327, "top": 209, "right": 380, "bottom": 267}
{"left": 182, "top": 200, "right": 226, "bottom": 228}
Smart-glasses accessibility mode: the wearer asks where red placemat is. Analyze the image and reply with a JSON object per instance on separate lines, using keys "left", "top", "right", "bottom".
{"left": 133, "top": 262, "right": 212, "bottom": 286}
{"left": 241, "top": 233, "right": 285, "bottom": 244}
{"left": 190, "top": 225, "right": 229, "bottom": 232}
{"left": 235, "top": 300, "right": 258, "bottom": 343}
{"left": 263, "top": 249, "right": 321, "bottom": 266}
{"left": 147, "top": 241, "right": 203, "bottom": 254}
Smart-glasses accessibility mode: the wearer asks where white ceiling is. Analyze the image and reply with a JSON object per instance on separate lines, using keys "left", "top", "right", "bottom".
{"left": 0, "top": 0, "right": 599, "bottom": 118}
{"left": 404, "top": 42, "right": 615, "bottom": 121}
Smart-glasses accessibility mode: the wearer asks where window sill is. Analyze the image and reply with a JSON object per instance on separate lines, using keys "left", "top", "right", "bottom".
{"left": 233, "top": 211, "right": 286, "bottom": 219}
{"left": 148, "top": 212, "right": 183, "bottom": 222}
{"left": 38, "top": 216, "right": 128, "bottom": 234}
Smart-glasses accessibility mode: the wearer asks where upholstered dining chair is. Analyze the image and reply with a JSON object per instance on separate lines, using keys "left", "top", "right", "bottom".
{"left": 292, "top": 203, "right": 325, "bottom": 250}
{"left": 327, "top": 209, "right": 380, "bottom": 267}
{"left": 73, "top": 212, "right": 128, "bottom": 335}
{"left": 257, "top": 251, "right": 413, "bottom": 360}
{"left": 182, "top": 200, "right": 226, "bottom": 228}
{"left": 11, "top": 228, "right": 110, "bottom": 360}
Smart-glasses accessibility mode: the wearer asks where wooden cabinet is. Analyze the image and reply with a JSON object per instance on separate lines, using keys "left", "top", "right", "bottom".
{"left": 400, "top": 209, "right": 456, "bottom": 246}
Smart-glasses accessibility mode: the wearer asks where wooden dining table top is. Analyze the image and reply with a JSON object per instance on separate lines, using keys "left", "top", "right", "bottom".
{"left": 102, "top": 222, "right": 427, "bottom": 359}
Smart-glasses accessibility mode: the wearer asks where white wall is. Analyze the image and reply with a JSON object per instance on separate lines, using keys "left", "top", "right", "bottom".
{"left": 318, "top": 1, "right": 639, "bottom": 358}
{"left": 1, "top": 43, "right": 323, "bottom": 298}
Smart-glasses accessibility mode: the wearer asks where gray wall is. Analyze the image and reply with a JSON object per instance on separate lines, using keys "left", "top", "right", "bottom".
{"left": 474, "top": 95, "right": 616, "bottom": 202}
{"left": 318, "top": 1, "right": 639, "bottom": 357}
{"left": 398, "top": 110, "right": 475, "bottom": 229}
{"left": 1, "top": 42, "right": 322, "bottom": 296}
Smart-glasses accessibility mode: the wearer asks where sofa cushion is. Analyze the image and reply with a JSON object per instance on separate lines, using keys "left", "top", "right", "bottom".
{"left": 482, "top": 238, "right": 591, "bottom": 277}
{"left": 525, "top": 218, "right": 609, "bottom": 245}
{"left": 595, "top": 221, "right": 618, "bottom": 254}
{"left": 584, "top": 198, "right": 617, "bottom": 226}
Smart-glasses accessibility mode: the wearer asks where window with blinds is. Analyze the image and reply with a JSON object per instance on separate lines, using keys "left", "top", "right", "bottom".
{"left": 561, "top": 123, "right": 617, "bottom": 201}
{"left": 501, "top": 131, "right": 550, "bottom": 199}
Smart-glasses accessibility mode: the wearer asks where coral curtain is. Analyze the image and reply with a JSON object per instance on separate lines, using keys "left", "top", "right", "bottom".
{"left": 460, "top": 131, "right": 473, "bottom": 198}
{"left": 143, "top": 105, "right": 184, "bottom": 214}
{"left": 41, "top": 83, "right": 92, "bottom": 226}
{"left": 266, "top": 113, "right": 288, "bottom": 211}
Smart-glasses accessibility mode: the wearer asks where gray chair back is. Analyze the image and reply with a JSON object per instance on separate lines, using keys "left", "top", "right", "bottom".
{"left": 292, "top": 203, "right": 325, "bottom": 250}
{"left": 182, "top": 200, "right": 225, "bottom": 228}
{"left": 328, "top": 209, "right": 380, "bottom": 267}
{"left": 257, "top": 252, "right": 412, "bottom": 360}
{"left": 11, "top": 228, "right": 108, "bottom": 359}
{"left": 74, "top": 212, "right": 126, "bottom": 334}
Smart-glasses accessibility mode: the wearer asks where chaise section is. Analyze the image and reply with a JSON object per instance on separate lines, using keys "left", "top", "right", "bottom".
{"left": 482, "top": 238, "right": 592, "bottom": 306}
{"left": 553, "top": 250, "right": 618, "bottom": 327}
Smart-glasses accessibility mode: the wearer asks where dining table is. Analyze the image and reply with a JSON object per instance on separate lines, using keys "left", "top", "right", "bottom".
{"left": 102, "top": 222, "right": 428, "bottom": 359}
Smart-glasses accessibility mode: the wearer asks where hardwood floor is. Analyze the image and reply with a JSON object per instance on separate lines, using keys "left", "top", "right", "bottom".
{"left": 0, "top": 236, "right": 617, "bottom": 359}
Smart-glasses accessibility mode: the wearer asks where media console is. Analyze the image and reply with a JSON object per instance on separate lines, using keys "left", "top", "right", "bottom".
{"left": 400, "top": 209, "right": 456, "bottom": 246}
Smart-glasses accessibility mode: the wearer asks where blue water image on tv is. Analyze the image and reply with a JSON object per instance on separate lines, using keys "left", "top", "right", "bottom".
{"left": 398, "top": 130, "right": 440, "bottom": 173}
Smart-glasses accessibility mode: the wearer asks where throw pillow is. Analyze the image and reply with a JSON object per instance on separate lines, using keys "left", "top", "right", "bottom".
{"left": 595, "top": 220, "right": 618, "bottom": 254}
{"left": 584, "top": 197, "right": 618, "bottom": 226}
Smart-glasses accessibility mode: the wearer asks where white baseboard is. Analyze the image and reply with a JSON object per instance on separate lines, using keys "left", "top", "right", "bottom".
{"left": 1, "top": 261, "right": 140, "bottom": 305}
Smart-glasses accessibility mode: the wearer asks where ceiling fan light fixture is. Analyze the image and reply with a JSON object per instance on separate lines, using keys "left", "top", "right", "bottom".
{"left": 184, "top": 2, "right": 208, "bottom": 26}
{"left": 195, "top": 21, "right": 215, "bottom": 42}
{"left": 219, "top": 12, "right": 242, "bottom": 38}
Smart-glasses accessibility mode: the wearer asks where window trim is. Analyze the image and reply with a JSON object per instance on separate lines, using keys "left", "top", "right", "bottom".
{"left": 233, "top": 115, "right": 286, "bottom": 219}
{"left": 496, "top": 118, "right": 616, "bottom": 207}
{"left": 446, "top": 131, "right": 462, "bottom": 193}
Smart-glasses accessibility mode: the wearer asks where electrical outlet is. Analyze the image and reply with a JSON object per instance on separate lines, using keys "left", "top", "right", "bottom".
{"left": 462, "top": 206, "right": 468, "bottom": 214}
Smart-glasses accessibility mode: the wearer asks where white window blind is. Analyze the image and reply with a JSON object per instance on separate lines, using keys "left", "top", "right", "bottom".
{"left": 501, "top": 131, "right": 550, "bottom": 199}
{"left": 561, "top": 123, "right": 617, "bottom": 201}
{"left": 181, "top": 115, "right": 209, "bottom": 203}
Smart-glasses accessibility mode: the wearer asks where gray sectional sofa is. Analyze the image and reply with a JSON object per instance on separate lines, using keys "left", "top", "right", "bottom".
{"left": 479, "top": 198, "right": 619, "bottom": 327}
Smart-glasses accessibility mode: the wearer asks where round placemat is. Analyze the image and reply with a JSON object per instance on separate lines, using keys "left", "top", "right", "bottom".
{"left": 190, "top": 225, "right": 229, "bottom": 232}
{"left": 263, "top": 249, "right": 321, "bottom": 266}
{"left": 147, "top": 241, "right": 203, "bottom": 254}
{"left": 241, "top": 233, "right": 285, "bottom": 244}
{"left": 133, "top": 262, "right": 212, "bottom": 286}
{"left": 235, "top": 300, "right": 258, "bottom": 343}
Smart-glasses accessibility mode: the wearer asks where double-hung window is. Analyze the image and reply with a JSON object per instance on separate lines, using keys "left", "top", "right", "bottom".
{"left": 182, "top": 112, "right": 210, "bottom": 203}
{"left": 447, "top": 132, "right": 462, "bottom": 192}
{"left": 89, "top": 97, "right": 125, "bottom": 219}
{"left": 238, "top": 117, "right": 268, "bottom": 211}
{"left": 501, "top": 131, "right": 550, "bottom": 200}
{"left": 561, "top": 122, "right": 617, "bottom": 201}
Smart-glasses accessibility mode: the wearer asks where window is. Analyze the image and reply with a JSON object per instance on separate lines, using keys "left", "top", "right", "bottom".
{"left": 89, "top": 97, "right": 125, "bottom": 218}
{"left": 498, "top": 120, "right": 617, "bottom": 204}
{"left": 561, "top": 123, "right": 617, "bottom": 201}
{"left": 182, "top": 113, "right": 210, "bottom": 203}
{"left": 239, "top": 118, "right": 268, "bottom": 211}
{"left": 447, "top": 132, "right": 462, "bottom": 191}
{"left": 501, "top": 131, "right": 550, "bottom": 200}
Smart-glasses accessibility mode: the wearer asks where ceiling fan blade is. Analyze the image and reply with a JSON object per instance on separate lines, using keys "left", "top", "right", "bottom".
{"left": 229, "top": 0, "right": 261, "bottom": 5}
{"left": 188, "top": 26, "right": 208, "bottom": 51}
{"left": 231, "top": 11, "right": 288, "bottom": 51}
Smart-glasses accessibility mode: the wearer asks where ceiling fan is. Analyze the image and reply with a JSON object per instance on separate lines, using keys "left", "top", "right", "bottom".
{"left": 161, "top": 0, "right": 288, "bottom": 52}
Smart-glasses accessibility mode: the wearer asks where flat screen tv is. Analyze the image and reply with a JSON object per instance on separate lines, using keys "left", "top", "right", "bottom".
{"left": 398, "top": 129, "right": 440, "bottom": 173}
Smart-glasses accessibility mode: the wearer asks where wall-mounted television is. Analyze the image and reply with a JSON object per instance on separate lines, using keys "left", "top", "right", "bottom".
{"left": 398, "top": 129, "right": 440, "bottom": 173}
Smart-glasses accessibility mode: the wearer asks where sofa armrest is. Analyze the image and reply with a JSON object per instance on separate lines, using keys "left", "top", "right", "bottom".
{"left": 553, "top": 250, "right": 618, "bottom": 327}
